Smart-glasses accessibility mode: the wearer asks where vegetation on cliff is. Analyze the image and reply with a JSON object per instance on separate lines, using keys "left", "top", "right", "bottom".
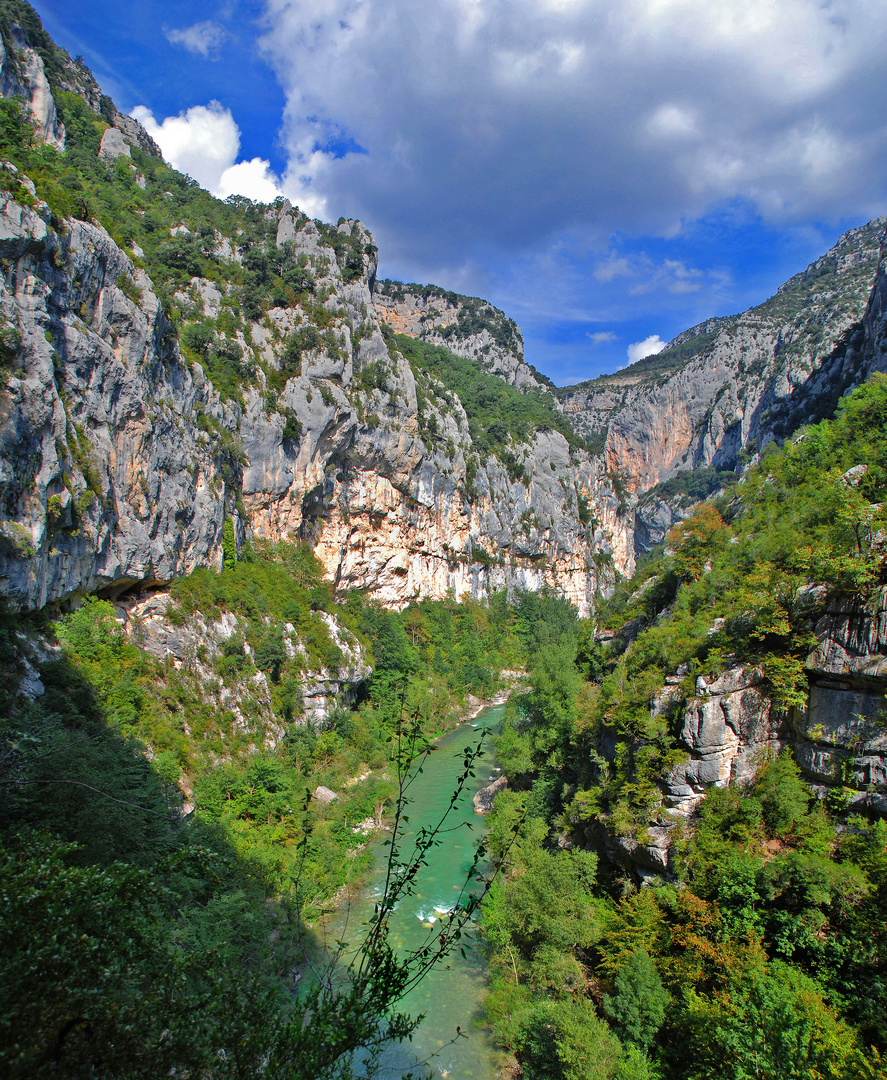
{"left": 391, "top": 331, "right": 590, "bottom": 478}
{"left": 481, "top": 374, "right": 887, "bottom": 1078}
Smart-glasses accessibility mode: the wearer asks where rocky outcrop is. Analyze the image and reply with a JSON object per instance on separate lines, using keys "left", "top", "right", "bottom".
{"left": 118, "top": 588, "right": 371, "bottom": 732}
{"left": 0, "top": 26, "right": 64, "bottom": 150}
{"left": 662, "top": 666, "right": 787, "bottom": 819}
{"left": 373, "top": 280, "right": 552, "bottom": 392}
{"left": 794, "top": 589, "right": 887, "bottom": 816}
{"left": 98, "top": 127, "right": 130, "bottom": 161}
{"left": 606, "top": 591, "right": 887, "bottom": 878}
{"left": 0, "top": 197, "right": 237, "bottom": 609}
{"left": 474, "top": 774, "right": 508, "bottom": 814}
{"left": 0, "top": 14, "right": 160, "bottom": 159}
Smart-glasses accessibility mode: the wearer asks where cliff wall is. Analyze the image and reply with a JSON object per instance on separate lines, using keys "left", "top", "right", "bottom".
{"left": 562, "top": 221, "right": 885, "bottom": 495}
{"left": 0, "top": 189, "right": 628, "bottom": 615}
{"left": 601, "top": 589, "right": 887, "bottom": 878}
{"left": 373, "top": 280, "right": 552, "bottom": 391}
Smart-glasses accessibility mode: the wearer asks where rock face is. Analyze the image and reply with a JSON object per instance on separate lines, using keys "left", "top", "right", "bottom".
{"left": 98, "top": 127, "right": 130, "bottom": 160}
{"left": 605, "top": 591, "right": 887, "bottom": 877}
{"left": 373, "top": 280, "right": 552, "bottom": 392}
{"left": 0, "top": 190, "right": 628, "bottom": 615}
{"left": 0, "top": 15, "right": 160, "bottom": 159}
{"left": 0, "top": 26, "right": 64, "bottom": 150}
{"left": 0, "top": 5, "right": 633, "bottom": 614}
{"left": 118, "top": 588, "right": 371, "bottom": 734}
{"left": 474, "top": 775, "right": 508, "bottom": 814}
{"left": 795, "top": 589, "right": 887, "bottom": 816}
{"left": 559, "top": 220, "right": 887, "bottom": 552}
{"left": 663, "top": 666, "right": 786, "bottom": 819}
{"left": 0, "top": 199, "right": 237, "bottom": 609}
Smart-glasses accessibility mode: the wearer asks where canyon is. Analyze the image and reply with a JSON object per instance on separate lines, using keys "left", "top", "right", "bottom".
{"left": 2, "top": 6, "right": 887, "bottom": 846}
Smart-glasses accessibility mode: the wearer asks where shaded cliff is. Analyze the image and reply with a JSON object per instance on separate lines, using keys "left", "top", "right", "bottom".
{"left": 601, "top": 587, "right": 887, "bottom": 880}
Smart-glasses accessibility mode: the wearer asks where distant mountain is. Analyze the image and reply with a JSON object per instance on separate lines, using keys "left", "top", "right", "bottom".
{"left": 557, "top": 217, "right": 887, "bottom": 549}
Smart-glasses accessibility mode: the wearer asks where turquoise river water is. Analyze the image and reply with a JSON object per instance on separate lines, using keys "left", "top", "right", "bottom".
{"left": 322, "top": 702, "right": 505, "bottom": 1080}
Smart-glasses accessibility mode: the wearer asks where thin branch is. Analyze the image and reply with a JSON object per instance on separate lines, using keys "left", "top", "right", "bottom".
{"left": 0, "top": 779, "right": 171, "bottom": 817}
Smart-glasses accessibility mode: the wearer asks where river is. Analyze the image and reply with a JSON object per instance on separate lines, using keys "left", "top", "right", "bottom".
{"left": 322, "top": 702, "right": 505, "bottom": 1080}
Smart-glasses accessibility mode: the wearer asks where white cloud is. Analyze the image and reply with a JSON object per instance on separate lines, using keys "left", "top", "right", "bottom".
{"left": 165, "top": 21, "right": 228, "bottom": 58}
{"left": 630, "top": 258, "right": 706, "bottom": 296}
{"left": 588, "top": 331, "right": 617, "bottom": 345}
{"left": 217, "top": 159, "right": 284, "bottom": 203}
{"left": 254, "top": 0, "right": 887, "bottom": 274}
{"left": 131, "top": 103, "right": 282, "bottom": 202}
{"left": 648, "top": 104, "right": 698, "bottom": 140}
{"left": 627, "top": 335, "right": 667, "bottom": 365}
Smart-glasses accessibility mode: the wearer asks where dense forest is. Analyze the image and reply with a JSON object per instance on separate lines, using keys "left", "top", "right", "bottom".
{"left": 481, "top": 376, "right": 887, "bottom": 1079}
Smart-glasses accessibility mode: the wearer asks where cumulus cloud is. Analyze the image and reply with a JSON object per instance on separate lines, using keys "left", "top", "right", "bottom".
{"left": 165, "top": 21, "right": 228, "bottom": 58}
{"left": 131, "top": 102, "right": 282, "bottom": 202}
{"left": 588, "top": 331, "right": 617, "bottom": 345}
{"left": 627, "top": 335, "right": 667, "bottom": 365}
{"left": 216, "top": 159, "right": 283, "bottom": 203}
{"left": 254, "top": 0, "right": 887, "bottom": 273}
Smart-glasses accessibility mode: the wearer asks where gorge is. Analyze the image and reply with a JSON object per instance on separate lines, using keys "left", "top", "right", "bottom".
{"left": 1, "top": 3, "right": 887, "bottom": 1079}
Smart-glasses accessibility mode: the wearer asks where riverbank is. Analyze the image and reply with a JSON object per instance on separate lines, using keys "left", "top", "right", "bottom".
{"left": 461, "top": 670, "right": 527, "bottom": 725}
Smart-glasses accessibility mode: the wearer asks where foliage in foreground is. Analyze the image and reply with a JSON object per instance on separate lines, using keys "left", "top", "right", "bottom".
{"left": 0, "top": 532, "right": 569, "bottom": 1076}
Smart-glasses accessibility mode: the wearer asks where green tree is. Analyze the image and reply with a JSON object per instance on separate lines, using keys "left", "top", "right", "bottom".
{"left": 603, "top": 949, "right": 668, "bottom": 1051}
{"left": 682, "top": 961, "right": 859, "bottom": 1080}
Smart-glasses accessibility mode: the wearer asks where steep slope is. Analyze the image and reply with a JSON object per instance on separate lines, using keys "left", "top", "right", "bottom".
{"left": 561, "top": 220, "right": 884, "bottom": 491}
{"left": 558, "top": 220, "right": 887, "bottom": 549}
{"left": 374, "top": 278, "right": 551, "bottom": 391}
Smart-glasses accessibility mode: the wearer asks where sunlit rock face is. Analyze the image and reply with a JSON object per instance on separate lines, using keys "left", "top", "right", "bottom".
{"left": 0, "top": 192, "right": 628, "bottom": 615}
{"left": 0, "top": 26, "right": 631, "bottom": 614}
{"left": 373, "top": 280, "right": 549, "bottom": 391}
{"left": 0, "top": 27, "right": 65, "bottom": 150}
{"left": 3, "top": 15, "right": 887, "bottom": 622}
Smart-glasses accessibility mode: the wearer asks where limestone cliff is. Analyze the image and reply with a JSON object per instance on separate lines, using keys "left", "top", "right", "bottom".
{"left": 119, "top": 589, "right": 371, "bottom": 736}
{"left": 562, "top": 221, "right": 885, "bottom": 489}
{"left": 0, "top": 0, "right": 632, "bottom": 616}
{"left": 0, "top": 188, "right": 628, "bottom": 615}
{"left": 559, "top": 220, "right": 887, "bottom": 550}
{"left": 0, "top": 23, "right": 63, "bottom": 149}
{"left": 599, "top": 589, "right": 887, "bottom": 878}
{"left": 0, "top": 13, "right": 159, "bottom": 157}
{"left": 2, "top": 0, "right": 886, "bottom": 648}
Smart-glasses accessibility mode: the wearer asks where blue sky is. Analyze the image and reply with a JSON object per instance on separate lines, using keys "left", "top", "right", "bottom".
{"left": 33, "top": 0, "right": 887, "bottom": 386}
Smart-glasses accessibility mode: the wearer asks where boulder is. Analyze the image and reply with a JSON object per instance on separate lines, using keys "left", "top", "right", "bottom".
{"left": 473, "top": 775, "right": 507, "bottom": 815}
